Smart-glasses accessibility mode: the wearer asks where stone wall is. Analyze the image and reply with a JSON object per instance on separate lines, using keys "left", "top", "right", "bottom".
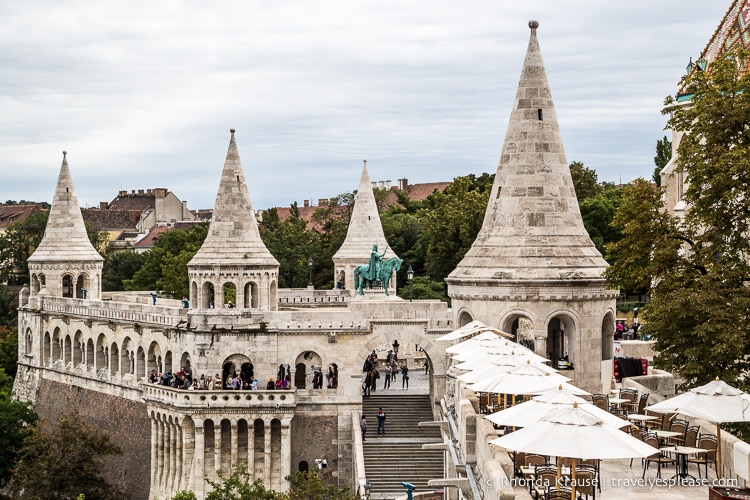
{"left": 290, "top": 412, "right": 340, "bottom": 482}
{"left": 34, "top": 379, "right": 151, "bottom": 500}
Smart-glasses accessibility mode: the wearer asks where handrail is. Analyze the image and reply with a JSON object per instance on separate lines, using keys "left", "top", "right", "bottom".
{"left": 440, "top": 398, "right": 482, "bottom": 499}
{"left": 352, "top": 410, "right": 369, "bottom": 499}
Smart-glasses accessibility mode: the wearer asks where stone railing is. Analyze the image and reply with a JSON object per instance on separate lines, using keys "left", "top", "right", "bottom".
{"left": 35, "top": 296, "right": 185, "bottom": 327}
{"left": 141, "top": 384, "right": 296, "bottom": 411}
{"left": 277, "top": 288, "right": 350, "bottom": 306}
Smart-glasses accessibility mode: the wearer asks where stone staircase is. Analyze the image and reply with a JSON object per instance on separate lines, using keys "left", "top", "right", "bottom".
{"left": 362, "top": 393, "right": 445, "bottom": 499}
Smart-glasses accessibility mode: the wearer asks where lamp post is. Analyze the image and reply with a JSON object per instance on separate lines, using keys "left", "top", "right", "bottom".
{"left": 308, "top": 256, "right": 313, "bottom": 287}
{"left": 407, "top": 264, "right": 414, "bottom": 302}
{"left": 392, "top": 340, "right": 400, "bottom": 355}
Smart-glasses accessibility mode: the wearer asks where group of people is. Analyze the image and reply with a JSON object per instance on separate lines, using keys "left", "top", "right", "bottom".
{"left": 361, "top": 350, "right": 410, "bottom": 397}
{"left": 615, "top": 321, "right": 641, "bottom": 340}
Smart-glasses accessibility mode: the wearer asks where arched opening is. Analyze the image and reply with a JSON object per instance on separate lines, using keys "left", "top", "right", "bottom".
{"left": 253, "top": 419, "right": 265, "bottom": 478}
{"left": 336, "top": 270, "right": 345, "bottom": 290}
{"left": 204, "top": 419, "right": 216, "bottom": 480}
{"left": 294, "top": 363, "right": 307, "bottom": 389}
{"left": 62, "top": 274, "right": 74, "bottom": 298}
{"left": 299, "top": 461, "right": 309, "bottom": 473}
{"left": 326, "top": 363, "right": 339, "bottom": 389}
{"left": 276, "top": 363, "right": 290, "bottom": 389}
{"left": 244, "top": 282, "right": 258, "bottom": 309}
{"left": 220, "top": 419, "right": 232, "bottom": 472}
{"left": 136, "top": 346, "right": 146, "bottom": 379}
{"left": 240, "top": 362, "right": 254, "bottom": 389}
{"left": 546, "top": 315, "right": 577, "bottom": 370}
{"left": 73, "top": 331, "right": 83, "bottom": 366}
{"left": 64, "top": 335, "right": 72, "bottom": 366}
{"left": 52, "top": 328, "right": 62, "bottom": 363}
{"left": 200, "top": 281, "right": 215, "bottom": 309}
{"left": 457, "top": 310, "right": 473, "bottom": 327}
{"left": 121, "top": 337, "right": 132, "bottom": 375}
{"left": 75, "top": 275, "right": 86, "bottom": 299}
{"left": 25, "top": 328, "right": 32, "bottom": 356}
{"left": 148, "top": 341, "right": 162, "bottom": 375}
{"left": 43, "top": 331, "right": 51, "bottom": 366}
{"left": 181, "top": 352, "right": 192, "bottom": 376}
{"left": 269, "top": 280, "right": 277, "bottom": 309}
{"left": 222, "top": 354, "right": 252, "bottom": 390}
{"left": 164, "top": 350, "right": 173, "bottom": 375}
{"left": 86, "top": 338, "right": 94, "bottom": 371}
{"left": 223, "top": 282, "right": 236, "bottom": 308}
{"left": 110, "top": 342, "right": 119, "bottom": 376}
{"left": 31, "top": 274, "right": 41, "bottom": 295}
{"left": 237, "top": 419, "right": 249, "bottom": 465}
{"left": 270, "top": 419, "right": 282, "bottom": 489}
{"left": 96, "top": 334, "right": 107, "bottom": 372}
{"left": 190, "top": 281, "right": 198, "bottom": 306}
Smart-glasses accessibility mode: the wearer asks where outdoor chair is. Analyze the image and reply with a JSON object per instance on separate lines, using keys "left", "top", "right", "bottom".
{"left": 628, "top": 426, "right": 644, "bottom": 467}
{"left": 687, "top": 433, "right": 718, "bottom": 479}
{"left": 513, "top": 451, "right": 525, "bottom": 478}
{"left": 591, "top": 394, "right": 609, "bottom": 412}
{"left": 524, "top": 453, "right": 548, "bottom": 468}
{"left": 579, "top": 459, "right": 601, "bottom": 492}
{"left": 619, "top": 388, "right": 638, "bottom": 413}
{"left": 642, "top": 433, "right": 675, "bottom": 479}
{"left": 661, "top": 413, "right": 677, "bottom": 431}
{"left": 545, "top": 485, "right": 573, "bottom": 500}
{"left": 610, "top": 407, "right": 628, "bottom": 419}
{"left": 534, "top": 465, "right": 558, "bottom": 500}
{"left": 683, "top": 425, "right": 700, "bottom": 448}
{"left": 645, "top": 409, "right": 662, "bottom": 431}
{"left": 666, "top": 418, "right": 689, "bottom": 446}
{"left": 574, "top": 464, "right": 597, "bottom": 500}
{"left": 636, "top": 392, "right": 650, "bottom": 414}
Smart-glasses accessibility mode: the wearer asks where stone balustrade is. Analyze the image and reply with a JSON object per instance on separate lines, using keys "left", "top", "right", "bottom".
{"left": 142, "top": 384, "right": 296, "bottom": 411}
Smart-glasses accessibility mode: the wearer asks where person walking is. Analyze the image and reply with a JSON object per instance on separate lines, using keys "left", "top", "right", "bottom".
{"left": 361, "top": 415, "right": 367, "bottom": 441}
{"left": 383, "top": 365, "right": 391, "bottom": 389}
{"left": 402, "top": 364, "right": 409, "bottom": 389}
{"left": 377, "top": 408, "right": 386, "bottom": 435}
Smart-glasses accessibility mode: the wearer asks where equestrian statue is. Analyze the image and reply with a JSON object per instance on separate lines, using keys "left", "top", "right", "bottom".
{"left": 353, "top": 244, "right": 402, "bottom": 295}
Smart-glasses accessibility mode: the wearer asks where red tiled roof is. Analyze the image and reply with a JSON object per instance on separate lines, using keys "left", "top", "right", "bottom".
{"left": 383, "top": 181, "right": 451, "bottom": 206}
{"left": 0, "top": 204, "right": 45, "bottom": 230}
{"left": 81, "top": 208, "right": 141, "bottom": 231}
{"left": 134, "top": 225, "right": 171, "bottom": 248}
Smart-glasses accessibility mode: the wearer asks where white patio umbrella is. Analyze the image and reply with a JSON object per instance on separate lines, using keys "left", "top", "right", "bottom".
{"left": 445, "top": 331, "right": 508, "bottom": 353}
{"left": 435, "top": 320, "right": 513, "bottom": 342}
{"left": 486, "top": 386, "right": 629, "bottom": 429}
{"left": 645, "top": 378, "right": 750, "bottom": 478}
{"left": 490, "top": 404, "right": 659, "bottom": 498}
{"left": 467, "top": 368, "right": 586, "bottom": 396}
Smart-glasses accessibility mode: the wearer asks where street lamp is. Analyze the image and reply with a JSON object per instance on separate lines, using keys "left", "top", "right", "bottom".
{"left": 392, "top": 340, "right": 400, "bottom": 355}
{"left": 308, "top": 256, "right": 313, "bottom": 287}
{"left": 407, "top": 264, "right": 414, "bottom": 302}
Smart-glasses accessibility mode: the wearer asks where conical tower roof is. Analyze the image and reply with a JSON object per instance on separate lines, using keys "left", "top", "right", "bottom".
{"left": 333, "top": 160, "right": 397, "bottom": 261}
{"left": 28, "top": 151, "right": 103, "bottom": 263}
{"left": 189, "top": 129, "right": 278, "bottom": 267}
{"left": 448, "top": 21, "right": 607, "bottom": 284}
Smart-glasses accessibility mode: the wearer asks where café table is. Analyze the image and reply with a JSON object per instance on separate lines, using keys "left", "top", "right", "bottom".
{"left": 627, "top": 414, "right": 659, "bottom": 426}
{"left": 660, "top": 445, "right": 708, "bottom": 480}
{"left": 652, "top": 430, "right": 681, "bottom": 445}
{"left": 609, "top": 397, "right": 629, "bottom": 408}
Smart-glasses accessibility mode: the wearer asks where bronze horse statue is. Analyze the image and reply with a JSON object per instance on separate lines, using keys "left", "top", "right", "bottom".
{"left": 353, "top": 257, "right": 403, "bottom": 295}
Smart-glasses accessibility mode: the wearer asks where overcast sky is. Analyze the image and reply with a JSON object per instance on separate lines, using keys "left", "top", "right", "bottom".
{"left": 0, "top": 1, "right": 730, "bottom": 211}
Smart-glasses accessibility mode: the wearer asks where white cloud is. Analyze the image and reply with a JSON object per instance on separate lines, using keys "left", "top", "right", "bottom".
{"left": 0, "top": 0, "right": 730, "bottom": 209}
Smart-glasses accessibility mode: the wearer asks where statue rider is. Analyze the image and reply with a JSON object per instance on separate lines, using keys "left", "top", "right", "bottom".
{"left": 368, "top": 244, "right": 387, "bottom": 281}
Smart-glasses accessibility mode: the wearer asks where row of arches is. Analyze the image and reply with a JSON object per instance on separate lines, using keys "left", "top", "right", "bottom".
{"left": 30, "top": 271, "right": 97, "bottom": 299}
{"left": 188, "top": 273, "right": 278, "bottom": 311}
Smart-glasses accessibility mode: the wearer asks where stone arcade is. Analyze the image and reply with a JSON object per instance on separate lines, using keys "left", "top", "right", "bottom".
{"left": 13, "top": 22, "right": 615, "bottom": 500}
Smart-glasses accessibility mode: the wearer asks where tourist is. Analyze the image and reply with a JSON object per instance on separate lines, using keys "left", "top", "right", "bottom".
{"left": 423, "top": 359, "right": 429, "bottom": 375}
{"left": 266, "top": 377, "right": 275, "bottom": 390}
{"left": 377, "top": 408, "right": 386, "bottom": 435}
{"left": 181, "top": 296, "right": 190, "bottom": 308}
{"left": 383, "top": 364, "right": 391, "bottom": 390}
{"left": 250, "top": 377, "right": 258, "bottom": 390}
{"left": 360, "top": 415, "right": 367, "bottom": 442}
{"left": 402, "top": 364, "right": 409, "bottom": 389}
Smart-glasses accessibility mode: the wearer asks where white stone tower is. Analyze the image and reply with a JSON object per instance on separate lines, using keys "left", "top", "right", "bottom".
{"left": 27, "top": 151, "right": 104, "bottom": 300}
{"left": 188, "top": 129, "right": 280, "bottom": 310}
{"left": 332, "top": 160, "right": 400, "bottom": 294}
{"left": 445, "top": 21, "right": 618, "bottom": 392}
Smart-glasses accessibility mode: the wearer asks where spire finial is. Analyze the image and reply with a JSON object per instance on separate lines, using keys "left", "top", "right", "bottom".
{"left": 529, "top": 19, "right": 539, "bottom": 30}
{"left": 62, "top": 151, "right": 67, "bottom": 157}
{"left": 363, "top": 158, "right": 367, "bottom": 167}
{"left": 230, "top": 128, "right": 236, "bottom": 135}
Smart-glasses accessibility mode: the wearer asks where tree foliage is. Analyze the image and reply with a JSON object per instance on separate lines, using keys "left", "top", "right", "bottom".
{"left": 9, "top": 411, "right": 122, "bottom": 500}
{"left": 0, "top": 388, "right": 37, "bottom": 488}
{"left": 101, "top": 251, "right": 148, "bottom": 292}
{"left": 0, "top": 326, "right": 19, "bottom": 378}
{"left": 569, "top": 161, "right": 602, "bottom": 201}
{"left": 125, "top": 222, "right": 208, "bottom": 297}
{"left": 607, "top": 49, "right": 750, "bottom": 388}
{"left": 652, "top": 135, "right": 672, "bottom": 186}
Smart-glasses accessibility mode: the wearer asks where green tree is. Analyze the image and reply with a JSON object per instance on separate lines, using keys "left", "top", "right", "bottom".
{"left": 569, "top": 161, "right": 602, "bottom": 202}
{"left": 0, "top": 284, "right": 19, "bottom": 329}
{"left": 422, "top": 174, "right": 492, "bottom": 284}
{"left": 125, "top": 222, "right": 208, "bottom": 296}
{"left": 652, "top": 135, "right": 672, "bottom": 186}
{"left": 0, "top": 388, "right": 37, "bottom": 488}
{"left": 286, "top": 470, "right": 355, "bottom": 500}
{"left": 578, "top": 185, "right": 622, "bottom": 257}
{"left": 101, "top": 251, "right": 148, "bottom": 291}
{"left": 204, "top": 462, "right": 285, "bottom": 500}
{"left": 0, "top": 326, "right": 19, "bottom": 378}
{"left": 9, "top": 411, "right": 122, "bottom": 500}
{"left": 0, "top": 210, "right": 48, "bottom": 284}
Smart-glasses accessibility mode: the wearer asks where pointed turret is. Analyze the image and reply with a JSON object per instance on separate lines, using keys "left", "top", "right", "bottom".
{"left": 188, "top": 130, "right": 279, "bottom": 310}
{"left": 446, "top": 22, "right": 617, "bottom": 394}
{"left": 332, "top": 161, "right": 399, "bottom": 293}
{"left": 447, "top": 20, "right": 608, "bottom": 283}
{"left": 28, "top": 152, "right": 103, "bottom": 299}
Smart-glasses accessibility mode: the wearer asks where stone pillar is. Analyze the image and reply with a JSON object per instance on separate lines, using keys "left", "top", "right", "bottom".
{"left": 157, "top": 418, "right": 165, "bottom": 493}
{"left": 193, "top": 421, "right": 205, "bottom": 497}
{"left": 214, "top": 418, "right": 222, "bottom": 482}
{"left": 280, "top": 419, "right": 292, "bottom": 491}
{"left": 169, "top": 421, "right": 176, "bottom": 494}
{"left": 150, "top": 415, "right": 158, "bottom": 490}
{"left": 264, "top": 419, "right": 272, "bottom": 487}
{"left": 231, "top": 419, "right": 238, "bottom": 468}
{"left": 174, "top": 423, "right": 183, "bottom": 493}
{"left": 247, "top": 420, "right": 255, "bottom": 480}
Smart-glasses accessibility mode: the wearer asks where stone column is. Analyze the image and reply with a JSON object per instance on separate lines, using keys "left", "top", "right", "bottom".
{"left": 150, "top": 415, "right": 158, "bottom": 490}
{"left": 174, "top": 423, "right": 183, "bottom": 493}
{"left": 231, "top": 419, "right": 238, "bottom": 468}
{"left": 193, "top": 421, "right": 205, "bottom": 497}
{"left": 169, "top": 421, "right": 176, "bottom": 494}
{"left": 157, "top": 418, "right": 164, "bottom": 493}
{"left": 280, "top": 419, "right": 292, "bottom": 491}
{"left": 247, "top": 420, "right": 255, "bottom": 480}
{"left": 214, "top": 418, "right": 222, "bottom": 482}
{"left": 264, "top": 418, "right": 272, "bottom": 487}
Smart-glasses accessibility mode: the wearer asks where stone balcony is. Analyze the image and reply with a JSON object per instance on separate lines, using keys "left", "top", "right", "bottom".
{"left": 142, "top": 384, "right": 296, "bottom": 412}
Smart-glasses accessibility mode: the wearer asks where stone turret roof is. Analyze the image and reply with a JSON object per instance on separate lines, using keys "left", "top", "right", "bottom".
{"left": 332, "top": 161, "right": 398, "bottom": 261}
{"left": 447, "top": 21, "right": 607, "bottom": 284}
{"left": 28, "top": 152, "right": 103, "bottom": 264}
{"left": 189, "top": 130, "right": 278, "bottom": 267}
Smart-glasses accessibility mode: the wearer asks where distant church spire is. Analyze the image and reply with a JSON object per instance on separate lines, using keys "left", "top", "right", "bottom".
{"left": 189, "top": 129, "right": 278, "bottom": 267}
{"left": 448, "top": 20, "right": 608, "bottom": 283}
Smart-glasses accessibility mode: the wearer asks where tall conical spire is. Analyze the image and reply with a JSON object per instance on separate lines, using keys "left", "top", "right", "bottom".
{"left": 448, "top": 20, "right": 607, "bottom": 283}
{"left": 333, "top": 160, "right": 395, "bottom": 261}
{"left": 28, "top": 151, "right": 103, "bottom": 263}
{"left": 190, "top": 129, "right": 278, "bottom": 267}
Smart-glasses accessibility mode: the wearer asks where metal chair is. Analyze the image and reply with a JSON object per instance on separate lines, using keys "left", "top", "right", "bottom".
{"left": 591, "top": 394, "right": 609, "bottom": 412}
{"left": 666, "top": 418, "right": 689, "bottom": 446}
{"left": 642, "top": 432, "right": 675, "bottom": 478}
{"left": 683, "top": 425, "right": 700, "bottom": 448}
{"left": 687, "top": 433, "right": 718, "bottom": 479}
{"left": 619, "top": 388, "right": 638, "bottom": 413}
{"left": 636, "top": 393, "right": 650, "bottom": 414}
{"left": 574, "top": 464, "right": 597, "bottom": 500}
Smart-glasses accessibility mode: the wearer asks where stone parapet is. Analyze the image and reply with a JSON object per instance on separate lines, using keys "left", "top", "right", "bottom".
{"left": 142, "top": 384, "right": 296, "bottom": 413}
